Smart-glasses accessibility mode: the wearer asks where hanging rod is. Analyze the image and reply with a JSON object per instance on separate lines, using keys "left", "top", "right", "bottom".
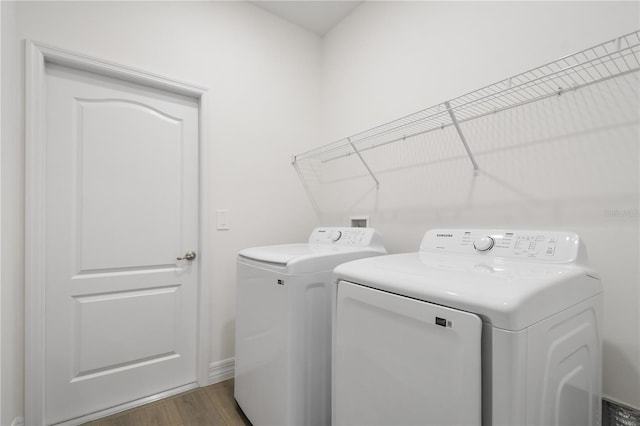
{"left": 293, "top": 30, "right": 640, "bottom": 166}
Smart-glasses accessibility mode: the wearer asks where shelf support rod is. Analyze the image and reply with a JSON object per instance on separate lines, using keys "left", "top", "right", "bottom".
{"left": 348, "top": 137, "right": 380, "bottom": 188}
{"left": 445, "top": 101, "right": 480, "bottom": 176}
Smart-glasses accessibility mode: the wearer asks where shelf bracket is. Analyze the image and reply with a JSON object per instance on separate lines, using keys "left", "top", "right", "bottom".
{"left": 348, "top": 137, "right": 380, "bottom": 188}
{"left": 444, "top": 101, "right": 480, "bottom": 176}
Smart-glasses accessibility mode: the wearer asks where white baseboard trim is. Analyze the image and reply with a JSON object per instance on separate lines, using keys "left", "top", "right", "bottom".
{"left": 55, "top": 383, "right": 198, "bottom": 426}
{"left": 209, "top": 358, "right": 235, "bottom": 384}
{"left": 11, "top": 417, "right": 25, "bottom": 426}
{"left": 40, "top": 360, "right": 234, "bottom": 425}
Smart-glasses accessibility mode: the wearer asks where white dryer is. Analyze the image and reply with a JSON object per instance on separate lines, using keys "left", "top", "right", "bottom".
{"left": 235, "top": 227, "right": 386, "bottom": 426}
{"left": 332, "top": 229, "right": 602, "bottom": 426}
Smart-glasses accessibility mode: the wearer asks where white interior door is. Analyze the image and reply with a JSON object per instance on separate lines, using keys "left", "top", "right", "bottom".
{"left": 43, "top": 62, "right": 199, "bottom": 424}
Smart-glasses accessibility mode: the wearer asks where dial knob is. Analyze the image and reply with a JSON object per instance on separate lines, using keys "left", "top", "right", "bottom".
{"left": 474, "top": 236, "right": 495, "bottom": 252}
{"left": 330, "top": 230, "right": 342, "bottom": 242}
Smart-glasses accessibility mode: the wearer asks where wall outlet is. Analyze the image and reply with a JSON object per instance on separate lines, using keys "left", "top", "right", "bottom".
{"left": 350, "top": 215, "right": 369, "bottom": 228}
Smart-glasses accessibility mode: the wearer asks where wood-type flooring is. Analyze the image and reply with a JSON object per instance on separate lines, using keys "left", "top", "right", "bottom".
{"left": 82, "top": 379, "right": 252, "bottom": 426}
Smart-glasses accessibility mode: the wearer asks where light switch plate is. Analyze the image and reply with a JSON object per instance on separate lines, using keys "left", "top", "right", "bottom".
{"left": 217, "top": 209, "right": 229, "bottom": 230}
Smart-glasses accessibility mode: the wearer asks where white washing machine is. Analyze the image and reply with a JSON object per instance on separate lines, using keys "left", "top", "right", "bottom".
{"left": 332, "top": 229, "right": 602, "bottom": 426}
{"left": 235, "top": 227, "right": 386, "bottom": 426}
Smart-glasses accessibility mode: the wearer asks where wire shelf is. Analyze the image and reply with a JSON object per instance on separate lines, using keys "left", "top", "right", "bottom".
{"left": 293, "top": 30, "right": 640, "bottom": 167}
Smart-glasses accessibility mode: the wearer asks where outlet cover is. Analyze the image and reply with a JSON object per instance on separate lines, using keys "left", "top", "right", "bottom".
{"left": 350, "top": 215, "right": 369, "bottom": 228}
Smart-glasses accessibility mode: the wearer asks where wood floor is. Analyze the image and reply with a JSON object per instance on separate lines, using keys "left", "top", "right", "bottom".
{"left": 83, "top": 379, "right": 252, "bottom": 426}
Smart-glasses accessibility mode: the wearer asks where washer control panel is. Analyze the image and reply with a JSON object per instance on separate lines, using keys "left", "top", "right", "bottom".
{"left": 309, "top": 227, "right": 383, "bottom": 248}
{"left": 420, "top": 229, "right": 580, "bottom": 263}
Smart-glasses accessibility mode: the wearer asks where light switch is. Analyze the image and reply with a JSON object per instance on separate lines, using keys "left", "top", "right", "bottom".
{"left": 217, "top": 209, "right": 229, "bottom": 230}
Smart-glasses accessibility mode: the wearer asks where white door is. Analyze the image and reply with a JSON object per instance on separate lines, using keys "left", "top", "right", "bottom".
{"left": 333, "top": 280, "right": 482, "bottom": 426}
{"left": 43, "top": 62, "right": 199, "bottom": 424}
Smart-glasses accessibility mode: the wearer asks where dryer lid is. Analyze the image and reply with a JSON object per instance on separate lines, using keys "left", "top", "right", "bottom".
{"left": 334, "top": 253, "right": 601, "bottom": 331}
{"left": 333, "top": 229, "right": 601, "bottom": 331}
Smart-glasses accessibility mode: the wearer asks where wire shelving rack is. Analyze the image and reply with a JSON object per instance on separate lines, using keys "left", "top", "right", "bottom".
{"left": 292, "top": 30, "right": 640, "bottom": 184}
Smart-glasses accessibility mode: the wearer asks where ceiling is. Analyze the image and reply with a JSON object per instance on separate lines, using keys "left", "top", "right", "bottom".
{"left": 250, "top": 1, "right": 363, "bottom": 36}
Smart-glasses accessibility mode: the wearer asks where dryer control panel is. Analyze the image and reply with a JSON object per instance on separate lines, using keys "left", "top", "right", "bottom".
{"left": 308, "top": 227, "right": 383, "bottom": 248}
{"left": 420, "top": 229, "right": 581, "bottom": 263}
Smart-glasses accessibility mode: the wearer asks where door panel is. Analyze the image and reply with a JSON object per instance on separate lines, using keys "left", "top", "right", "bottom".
{"left": 44, "top": 63, "right": 199, "bottom": 424}
{"left": 73, "top": 285, "right": 180, "bottom": 378}
{"left": 76, "top": 99, "right": 182, "bottom": 271}
{"left": 334, "top": 281, "right": 482, "bottom": 426}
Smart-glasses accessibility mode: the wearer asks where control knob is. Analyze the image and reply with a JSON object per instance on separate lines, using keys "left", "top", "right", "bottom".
{"left": 474, "top": 236, "right": 495, "bottom": 252}
{"left": 330, "top": 230, "right": 342, "bottom": 242}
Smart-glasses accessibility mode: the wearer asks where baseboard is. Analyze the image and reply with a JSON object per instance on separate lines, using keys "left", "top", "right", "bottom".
{"left": 54, "top": 383, "right": 198, "bottom": 426}
{"left": 209, "top": 358, "right": 235, "bottom": 384}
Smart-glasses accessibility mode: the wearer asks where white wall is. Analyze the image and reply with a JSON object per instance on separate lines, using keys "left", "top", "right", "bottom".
{"left": 1, "top": 1, "right": 21, "bottom": 424}
{"left": 1, "top": 1, "right": 320, "bottom": 423}
{"left": 0, "top": 2, "right": 3, "bottom": 423}
{"left": 317, "top": 1, "right": 639, "bottom": 409}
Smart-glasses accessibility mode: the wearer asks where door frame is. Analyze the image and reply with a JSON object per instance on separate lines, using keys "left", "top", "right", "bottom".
{"left": 25, "top": 40, "right": 212, "bottom": 425}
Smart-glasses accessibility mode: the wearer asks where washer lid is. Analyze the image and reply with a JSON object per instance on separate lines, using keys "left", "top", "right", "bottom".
{"left": 237, "top": 227, "right": 387, "bottom": 274}
{"left": 333, "top": 252, "right": 601, "bottom": 331}
{"left": 239, "top": 244, "right": 314, "bottom": 265}
{"left": 238, "top": 243, "right": 386, "bottom": 274}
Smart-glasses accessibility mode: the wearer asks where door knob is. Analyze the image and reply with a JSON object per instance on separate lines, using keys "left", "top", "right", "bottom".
{"left": 177, "top": 250, "right": 197, "bottom": 261}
